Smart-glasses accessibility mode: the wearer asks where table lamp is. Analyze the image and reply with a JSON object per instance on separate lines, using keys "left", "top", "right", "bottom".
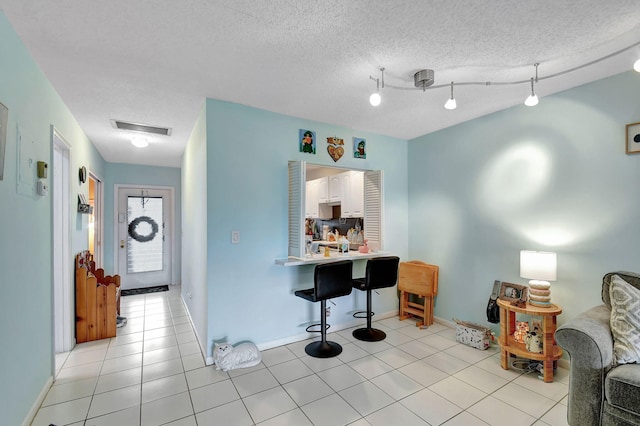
{"left": 520, "top": 250, "right": 557, "bottom": 307}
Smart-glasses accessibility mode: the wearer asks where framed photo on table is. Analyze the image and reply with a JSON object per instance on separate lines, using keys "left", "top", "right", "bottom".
{"left": 499, "top": 282, "right": 528, "bottom": 303}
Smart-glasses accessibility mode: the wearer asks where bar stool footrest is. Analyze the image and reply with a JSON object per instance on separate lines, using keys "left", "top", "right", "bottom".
{"left": 352, "top": 310, "right": 374, "bottom": 319}
{"left": 306, "top": 323, "right": 330, "bottom": 334}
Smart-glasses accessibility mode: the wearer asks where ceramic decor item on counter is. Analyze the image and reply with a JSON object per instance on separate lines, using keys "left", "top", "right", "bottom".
{"left": 358, "top": 240, "right": 369, "bottom": 253}
{"left": 339, "top": 236, "right": 349, "bottom": 254}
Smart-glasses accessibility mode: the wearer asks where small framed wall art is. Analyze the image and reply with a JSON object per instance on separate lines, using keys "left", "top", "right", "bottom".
{"left": 499, "top": 282, "right": 528, "bottom": 304}
{"left": 626, "top": 122, "right": 640, "bottom": 154}
{"left": 353, "top": 137, "right": 366, "bottom": 159}
{"left": 299, "top": 129, "right": 316, "bottom": 154}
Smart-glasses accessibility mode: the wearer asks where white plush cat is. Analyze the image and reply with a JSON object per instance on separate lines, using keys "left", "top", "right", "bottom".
{"left": 213, "top": 342, "right": 262, "bottom": 371}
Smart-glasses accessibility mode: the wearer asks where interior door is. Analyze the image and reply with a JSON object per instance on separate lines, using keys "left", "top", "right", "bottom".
{"left": 117, "top": 186, "right": 172, "bottom": 289}
{"left": 52, "top": 129, "right": 72, "bottom": 353}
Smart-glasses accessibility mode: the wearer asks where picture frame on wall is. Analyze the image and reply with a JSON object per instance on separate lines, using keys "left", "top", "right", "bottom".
{"left": 0, "top": 102, "right": 8, "bottom": 181}
{"left": 353, "top": 137, "right": 366, "bottom": 159}
{"left": 626, "top": 122, "right": 640, "bottom": 154}
{"left": 498, "top": 282, "right": 528, "bottom": 303}
{"left": 299, "top": 129, "right": 316, "bottom": 154}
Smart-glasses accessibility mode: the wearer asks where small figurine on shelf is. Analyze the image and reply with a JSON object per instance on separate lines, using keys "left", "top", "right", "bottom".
{"left": 358, "top": 239, "right": 369, "bottom": 253}
{"left": 525, "top": 329, "right": 543, "bottom": 353}
{"left": 513, "top": 321, "right": 529, "bottom": 343}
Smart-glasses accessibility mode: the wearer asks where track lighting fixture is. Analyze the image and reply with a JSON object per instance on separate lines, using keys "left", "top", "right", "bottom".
{"left": 369, "top": 67, "right": 385, "bottom": 106}
{"left": 366, "top": 40, "right": 640, "bottom": 109}
{"left": 444, "top": 81, "right": 457, "bottom": 110}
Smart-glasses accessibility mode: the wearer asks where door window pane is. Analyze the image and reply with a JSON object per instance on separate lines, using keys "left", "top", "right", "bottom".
{"left": 127, "top": 196, "right": 163, "bottom": 273}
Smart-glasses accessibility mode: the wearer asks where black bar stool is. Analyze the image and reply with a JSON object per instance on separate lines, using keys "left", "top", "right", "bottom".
{"left": 295, "top": 260, "right": 353, "bottom": 358}
{"left": 352, "top": 256, "right": 400, "bottom": 342}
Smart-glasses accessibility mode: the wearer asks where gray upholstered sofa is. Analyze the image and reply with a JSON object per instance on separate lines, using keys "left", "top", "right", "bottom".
{"left": 555, "top": 271, "right": 640, "bottom": 426}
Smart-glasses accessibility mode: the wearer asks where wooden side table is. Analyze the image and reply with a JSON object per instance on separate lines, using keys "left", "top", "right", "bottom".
{"left": 497, "top": 298, "right": 562, "bottom": 383}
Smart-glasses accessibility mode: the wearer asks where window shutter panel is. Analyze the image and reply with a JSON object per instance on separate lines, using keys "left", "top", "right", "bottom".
{"left": 363, "top": 170, "right": 383, "bottom": 250}
{"left": 288, "top": 161, "right": 306, "bottom": 257}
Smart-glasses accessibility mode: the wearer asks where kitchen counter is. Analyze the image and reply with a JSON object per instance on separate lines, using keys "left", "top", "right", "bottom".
{"left": 275, "top": 250, "right": 389, "bottom": 266}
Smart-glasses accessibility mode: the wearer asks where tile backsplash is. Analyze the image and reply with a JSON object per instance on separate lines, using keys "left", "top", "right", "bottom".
{"left": 306, "top": 217, "right": 363, "bottom": 241}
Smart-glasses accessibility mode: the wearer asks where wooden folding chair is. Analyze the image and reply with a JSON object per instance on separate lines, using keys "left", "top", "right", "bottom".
{"left": 398, "top": 260, "right": 439, "bottom": 327}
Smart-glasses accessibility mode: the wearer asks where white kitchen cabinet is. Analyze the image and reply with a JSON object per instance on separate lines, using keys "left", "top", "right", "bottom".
{"left": 339, "top": 171, "right": 364, "bottom": 218}
{"left": 349, "top": 171, "right": 364, "bottom": 217}
{"left": 306, "top": 178, "right": 331, "bottom": 219}
{"left": 305, "top": 180, "right": 318, "bottom": 218}
{"left": 317, "top": 176, "right": 329, "bottom": 203}
{"left": 328, "top": 175, "right": 341, "bottom": 203}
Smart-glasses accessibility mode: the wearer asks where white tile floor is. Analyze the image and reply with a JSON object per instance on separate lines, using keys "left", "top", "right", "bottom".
{"left": 34, "top": 286, "right": 569, "bottom": 425}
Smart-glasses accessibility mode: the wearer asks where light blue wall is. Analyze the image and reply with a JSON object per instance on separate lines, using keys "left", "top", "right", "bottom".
{"left": 202, "top": 99, "right": 409, "bottom": 356}
{"left": 408, "top": 71, "right": 640, "bottom": 329}
{"left": 0, "top": 12, "right": 106, "bottom": 425}
{"left": 181, "top": 103, "right": 208, "bottom": 351}
{"left": 102, "top": 162, "right": 182, "bottom": 282}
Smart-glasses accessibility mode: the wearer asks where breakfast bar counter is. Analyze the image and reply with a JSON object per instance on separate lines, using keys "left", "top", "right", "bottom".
{"left": 275, "top": 251, "right": 389, "bottom": 267}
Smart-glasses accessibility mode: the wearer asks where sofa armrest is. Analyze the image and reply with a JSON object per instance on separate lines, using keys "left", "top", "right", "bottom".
{"left": 555, "top": 304, "right": 613, "bottom": 426}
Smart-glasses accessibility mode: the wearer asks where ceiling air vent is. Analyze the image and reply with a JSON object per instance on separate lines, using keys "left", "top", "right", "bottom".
{"left": 111, "top": 119, "right": 172, "bottom": 136}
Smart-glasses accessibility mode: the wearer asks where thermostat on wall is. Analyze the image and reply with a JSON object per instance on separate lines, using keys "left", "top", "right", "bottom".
{"left": 37, "top": 180, "right": 48, "bottom": 196}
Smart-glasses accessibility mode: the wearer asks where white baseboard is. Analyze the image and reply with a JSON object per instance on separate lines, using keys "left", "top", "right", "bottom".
{"left": 180, "top": 294, "right": 212, "bottom": 365}
{"left": 433, "top": 316, "right": 456, "bottom": 329}
{"left": 22, "top": 375, "right": 53, "bottom": 426}
{"left": 256, "top": 309, "right": 401, "bottom": 351}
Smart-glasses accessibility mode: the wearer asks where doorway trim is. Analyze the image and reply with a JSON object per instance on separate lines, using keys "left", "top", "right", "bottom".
{"left": 51, "top": 126, "right": 73, "bottom": 354}
{"left": 113, "top": 184, "right": 176, "bottom": 287}
{"left": 88, "top": 171, "right": 104, "bottom": 268}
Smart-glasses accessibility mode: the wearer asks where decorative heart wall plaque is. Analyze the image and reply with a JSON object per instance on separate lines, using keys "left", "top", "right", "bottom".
{"left": 327, "top": 137, "right": 345, "bottom": 162}
{"left": 328, "top": 145, "right": 344, "bottom": 162}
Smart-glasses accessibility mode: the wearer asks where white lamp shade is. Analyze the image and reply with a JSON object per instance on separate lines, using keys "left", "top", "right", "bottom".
{"left": 520, "top": 250, "right": 557, "bottom": 281}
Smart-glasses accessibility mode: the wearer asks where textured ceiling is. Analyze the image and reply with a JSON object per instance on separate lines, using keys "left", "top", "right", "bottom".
{"left": 2, "top": 1, "right": 640, "bottom": 167}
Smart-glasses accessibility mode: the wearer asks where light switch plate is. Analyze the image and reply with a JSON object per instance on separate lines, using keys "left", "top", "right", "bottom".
{"left": 231, "top": 230, "right": 240, "bottom": 244}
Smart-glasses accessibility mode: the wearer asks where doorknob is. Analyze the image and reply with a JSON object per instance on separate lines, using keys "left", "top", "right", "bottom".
{"left": 120, "top": 239, "right": 125, "bottom": 248}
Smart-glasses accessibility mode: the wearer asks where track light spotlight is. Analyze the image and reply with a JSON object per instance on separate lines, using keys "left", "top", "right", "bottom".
{"left": 369, "top": 92, "right": 381, "bottom": 107}
{"left": 369, "top": 67, "right": 385, "bottom": 106}
{"left": 524, "top": 78, "right": 539, "bottom": 106}
{"left": 444, "top": 81, "right": 457, "bottom": 110}
{"left": 634, "top": 59, "right": 640, "bottom": 72}
{"left": 524, "top": 64, "right": 539, "bottom": 107}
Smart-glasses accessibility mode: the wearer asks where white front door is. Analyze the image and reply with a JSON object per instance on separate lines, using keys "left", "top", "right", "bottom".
{"left": 117, "top": 186, "right": 173, "bottom": 289}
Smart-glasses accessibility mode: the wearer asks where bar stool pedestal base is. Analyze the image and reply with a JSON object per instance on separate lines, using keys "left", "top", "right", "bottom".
{"left": 304, "top": 341, "right": 342, "bottom": 358}
{"left": 352, "top": 327, "right": 386, "bottom": 342}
